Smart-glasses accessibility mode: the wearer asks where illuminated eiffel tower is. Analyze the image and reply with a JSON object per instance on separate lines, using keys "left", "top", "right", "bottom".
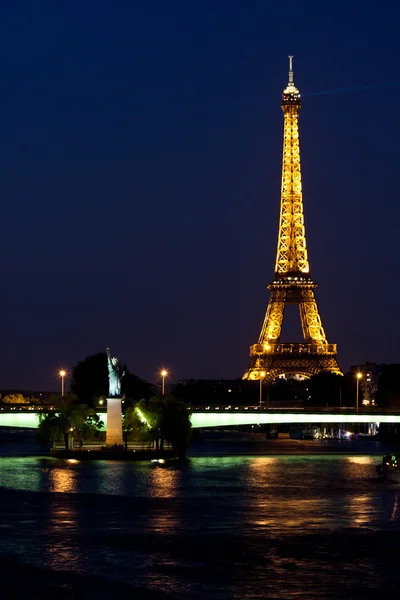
{"left": 243, "top": 57, "right": 342, "bottom": 382}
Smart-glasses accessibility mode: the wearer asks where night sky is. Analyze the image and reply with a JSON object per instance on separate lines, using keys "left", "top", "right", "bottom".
{"left": 0, "top": 1, "right": 399, "bottom": 390}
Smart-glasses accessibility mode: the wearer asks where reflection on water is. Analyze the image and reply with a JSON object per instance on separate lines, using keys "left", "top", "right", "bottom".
{"left": 391, "top": 493, "right": 399, "bottom": 521}
{"left": 1, "top": 454, "right": 400, "bottom": 599}
{"left": 45, "top": 498, "right": 82, "bottom": 572}
{"left": 148, "top": 466, "right": 181, "bottom": 499}
{"left": 49, "top": 465, "right": 78, "bottom": 493}
{"left": 347, "top": 456, "right": 372, "bottom": 465}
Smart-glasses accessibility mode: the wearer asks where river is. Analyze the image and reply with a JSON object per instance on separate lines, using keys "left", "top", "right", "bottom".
{"left": 1, "top": 436, "right": 400, "bottom": 599}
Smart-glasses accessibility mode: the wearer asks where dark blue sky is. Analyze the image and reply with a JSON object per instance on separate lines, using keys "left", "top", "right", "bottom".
{"left": 0, "top": 0, "right": 399, "bottom": 390}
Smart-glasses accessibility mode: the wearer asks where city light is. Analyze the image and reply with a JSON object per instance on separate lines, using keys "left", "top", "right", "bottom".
{"left": 356, "top": 372, "right": 363, "bottom": 412}
{"left": 59, "top": 369, "right": 67, "bottom": 397}
{"left": 160, "top": 369, "right": 168, "bottom": 396}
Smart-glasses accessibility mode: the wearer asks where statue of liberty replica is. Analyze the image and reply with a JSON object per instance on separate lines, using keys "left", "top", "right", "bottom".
{"left": 105, "top": 347, "right": 124, "bottom": 446}
{"left": 106, "top": 347, "right": 124, "bottom": 397}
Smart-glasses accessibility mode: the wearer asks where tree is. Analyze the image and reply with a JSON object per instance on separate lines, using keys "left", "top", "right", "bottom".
{"left": 2, "top": 393, "right": 30, "bottom": 405}
{"left": 161, "top": 396, "right": 192, "bottom": 458}
{"left": 136, "top": 396, "right": 164, "bottom": 451}
{"left": 37, "top": 395, "right": 103, "bottom": 449}
{"left": 70, "top": 404, "right": 104, "bottom": 448}
{"left": 38, "top": 398, "right": 74, "bottom": 449}
{"left": 70, "top": 353, "right": 109, "bottom": 406}
{"left": 122, "top": 406, "right": 151, "bottom": 450}
{"left": 375, "top": 365, "right": 400, "bottom": 408}
{"left": 306, "top": 371, "right": 357, "bottom": 408}
{"left": 136, "top": 395, "right": 191, "bottom": 458}
{"left": 70, "top": 352, "right": 152, "bottom": 406}
{"left": 307, "top": 372, "right": 343, "bottom": 407}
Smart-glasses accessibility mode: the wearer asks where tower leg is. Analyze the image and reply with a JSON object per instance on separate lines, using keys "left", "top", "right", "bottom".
{"left": 258, "top": 289, "right": 286, "bottom": 344}
{"left": 299, "top": 289, "right": 328, "bottom": 344}
{"left": 106, "top": 397, "right": 123, "bottom": 446}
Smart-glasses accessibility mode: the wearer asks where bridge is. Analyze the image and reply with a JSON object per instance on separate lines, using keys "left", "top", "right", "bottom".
{"left": 0, "top": 407, "right": 399, "bottom": 430}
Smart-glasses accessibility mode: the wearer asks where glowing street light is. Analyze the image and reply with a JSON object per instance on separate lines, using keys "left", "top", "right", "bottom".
{"left": 59, "top": 370, "right": 67, "bottom": 397}
{"left": 259, "top": 371, "right": 266, "bottom": 407}
{"left": 356, "top": 372, "right": 363, "bottom": 412}
{"left": 160, "top": 369, "right": 168, "bottom": 396}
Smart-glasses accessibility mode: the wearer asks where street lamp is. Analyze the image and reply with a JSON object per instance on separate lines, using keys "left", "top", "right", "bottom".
{"left": 59, "top": 370, "right": 66, "bottom": 397}
{"left": 160, "top": 369, "right": 168, "bottom": 396}
{"left": 356, "top": 372, "right": 362, "bottom": 412}
{"left": 259, "top": 371, "right": 266, "bottom": 407}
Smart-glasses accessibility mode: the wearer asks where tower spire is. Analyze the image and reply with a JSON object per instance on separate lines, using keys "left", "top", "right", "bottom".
{"left": 288, "top": 55, "right": 294, "bottom": 84}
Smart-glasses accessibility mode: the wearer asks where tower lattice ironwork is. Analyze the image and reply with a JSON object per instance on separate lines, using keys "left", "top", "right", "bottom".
{"left": 243, "top": 57, "right": 341, "bottom": 382}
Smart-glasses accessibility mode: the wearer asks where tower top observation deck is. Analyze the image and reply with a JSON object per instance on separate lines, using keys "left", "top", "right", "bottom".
{"left": 282, "top": 55, "right": 301, "bottom": 107}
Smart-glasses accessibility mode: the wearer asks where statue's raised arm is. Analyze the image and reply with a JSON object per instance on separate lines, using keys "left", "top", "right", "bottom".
{"left": 106, "top": 346, "right": 123, "bottom": 398}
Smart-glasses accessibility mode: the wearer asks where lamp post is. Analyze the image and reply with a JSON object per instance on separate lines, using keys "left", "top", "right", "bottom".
{"left": 161, "top": 369, "right": 168, "bottom": 396}
{"left": 259, "top": 371, "right": 266, "bottom": 407}
{"left": 356, "top": 372, "right": 362, "bottom": 412}
{"left": 59, "top": 370, "right": 66, "bottom": 397}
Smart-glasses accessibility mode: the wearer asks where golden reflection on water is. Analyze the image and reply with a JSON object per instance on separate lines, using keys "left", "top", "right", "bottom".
{"left": 149, "top": 467, "right": 180, "bottom": 498}
{"left": 247, "top": 457, "right": 278, "bottom": 484}
{"left": 49, "top": 464, "right": 77, "bottom": 493}
{"left": 46, "top": 478, "right": 82, "bottom": 571}
{"left": 248, "top": 457, "right": 330, "bottom": 529}
{"left": 147, "top": 467, "right": 182, "bottom": 534}
{"left": 391, "top": 493, "right": 398, "bottom": 521}
{"left": 347, "top": 456, "right": 373, "bottom": 465}
{"left": 347, "top": 494, "right": 373, "bottom": 525}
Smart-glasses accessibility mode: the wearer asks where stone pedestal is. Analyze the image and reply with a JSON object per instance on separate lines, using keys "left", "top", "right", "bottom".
{"left": 106, "top": 397, "right": 123, "bottom": 446}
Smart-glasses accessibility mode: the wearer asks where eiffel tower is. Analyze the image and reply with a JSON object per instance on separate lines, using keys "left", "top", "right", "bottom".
{"left": 243, "top": 57, "right": 342, "bottom": 382}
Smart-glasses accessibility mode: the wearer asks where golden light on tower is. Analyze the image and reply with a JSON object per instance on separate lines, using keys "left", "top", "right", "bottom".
{"left": 243, "top": 57, "right": 341, "bottom": 382}
{"left": 259, "top": 371, "right": 266, "bottom": 406}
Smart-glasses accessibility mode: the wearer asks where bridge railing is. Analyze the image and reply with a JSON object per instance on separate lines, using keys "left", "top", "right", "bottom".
{"left": 188, "top": 405, "right": 400, "bottom": 413}
{"left": 250, "top": 343, "right": 337, "bottom": 355}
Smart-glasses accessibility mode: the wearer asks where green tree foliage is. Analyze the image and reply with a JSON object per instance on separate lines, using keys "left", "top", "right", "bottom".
{"left": 122, "top": 406, "right": 152, "bottom": 449}
{"left": 136, "top": 395, "right": 191, "bottom": 458}
{"left": 70, "top": 405, "right": 103, "bottom": 448}
{"left": 38, "top": 395, "right": 103, "bottom": 449}
{"left": 2, "top": 393, "right": 30, "bottom": 404}
{"left": 161, "top": 397, "right": 192, "bottom": 457}
{"left": 70, "top": 352, "right": 152, "bottom": 406}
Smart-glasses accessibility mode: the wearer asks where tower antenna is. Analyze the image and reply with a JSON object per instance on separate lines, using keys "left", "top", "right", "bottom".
{"left": 288, "top": 55, "right": 294, "bottom": 83}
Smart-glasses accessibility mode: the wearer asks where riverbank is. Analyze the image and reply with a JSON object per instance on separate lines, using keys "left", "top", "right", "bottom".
{"left": 50, "top": 448, "right": 178, "bottom": 460}
{"left": 188, "top": 431, "right": 400, "bottom": 456}
{"left": 2, "top": 427, "right": 400, "bottom": 459}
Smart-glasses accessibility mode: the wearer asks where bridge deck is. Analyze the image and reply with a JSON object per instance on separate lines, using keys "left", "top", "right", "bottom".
{"left": 0, "top": 408, "right": 399, "bottom": 430}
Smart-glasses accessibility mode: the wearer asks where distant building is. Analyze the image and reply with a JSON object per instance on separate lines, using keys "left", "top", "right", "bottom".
{"left": 351, "top": 363, "right": 385, "bottom": 405}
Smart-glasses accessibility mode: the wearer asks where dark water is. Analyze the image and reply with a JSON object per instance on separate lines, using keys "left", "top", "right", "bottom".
{"left": 1, "top": 452, "right": 400, "bottom": 599}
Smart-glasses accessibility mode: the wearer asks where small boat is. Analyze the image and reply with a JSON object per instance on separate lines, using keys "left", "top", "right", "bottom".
{"left": 377, "top": 454, "right": 400, "bottom": 483}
